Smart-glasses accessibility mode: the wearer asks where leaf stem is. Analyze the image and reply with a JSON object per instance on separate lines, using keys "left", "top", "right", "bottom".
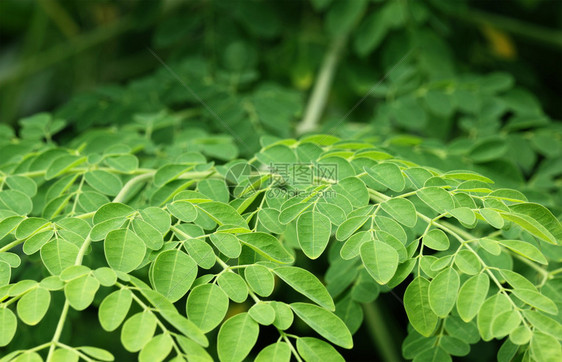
{"left": 113, "top": 171, "right": 156, "bottom": 203}
{"left": 363, "top": 301, "right": 402, "bottom": 362}
{"left": 282, "top": 333, "right": 303, "bottom": 362}
{"left": 296, "top": 35, "right": 348, "bottom": 135}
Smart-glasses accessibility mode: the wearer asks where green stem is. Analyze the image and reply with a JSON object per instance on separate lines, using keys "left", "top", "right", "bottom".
{"left": 296, "top": 35, "right": 348, "bottom": 135}
{"left": 282, "top": 334, "right": 304, "bottom": 362}
{"left": 363, "top": 302, "right": 402, "bottom": 362}
{"left": 442, "top": 6, "right": 562, "bottom": 49}
{"left": 113, "top": 171, "right": 156, "bottom": 204}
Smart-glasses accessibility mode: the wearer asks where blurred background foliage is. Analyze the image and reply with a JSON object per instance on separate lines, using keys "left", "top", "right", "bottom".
{"left": 1, "top": 0, "right": 562, "bottom": 360}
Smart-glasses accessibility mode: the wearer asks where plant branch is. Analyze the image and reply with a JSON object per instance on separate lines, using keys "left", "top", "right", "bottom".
{"left": 296, "top": 35, "right": 348, "bottom": 135}
{"left": 442, "top": 6, "right": 562, "bottom": 49}
{"left": 363, "top": 301, "right": 402, "bottom": 362}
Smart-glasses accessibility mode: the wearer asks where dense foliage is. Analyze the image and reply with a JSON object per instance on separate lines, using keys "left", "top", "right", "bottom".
{"left": 0, "top": 0, "right": 561, "bottom": 361}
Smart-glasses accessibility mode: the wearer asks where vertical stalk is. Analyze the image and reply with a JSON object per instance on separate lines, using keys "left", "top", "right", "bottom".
{"left": 363, "top": 301, "right": 402, "bottom": 362}
{"left": 296, "top": 35, "right": 347, "bottom": 135}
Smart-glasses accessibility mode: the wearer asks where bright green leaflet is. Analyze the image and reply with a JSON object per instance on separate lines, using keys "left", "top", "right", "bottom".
{"left": 186, "top": 284, "right": 229, "bottom": 333}
{"left": 296, "top": 211, "right": 332, "bottom": 259}
{"left": 404, "top": 277, "right": 438, "bottom": 337}
{"left": 217, "top": 313, "right": 259, "bottom": 362}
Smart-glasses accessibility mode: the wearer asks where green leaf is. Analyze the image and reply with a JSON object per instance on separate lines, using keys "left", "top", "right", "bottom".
{"left": 511, "top": 289, "right": 558, "bottom": 315}
{"left": 154, "top": 164, "right": 192, "bottom": 187}
{"left": 168, "top": 201, "right": 197, "bottom": 222}
{"left": 354, "top": 11, "right": 388, "bottom": 57}
{"left": 279, "top": 202, "right": 312, "bottom": 224}
{"left": 5, "top": 176, "right": 37, "bottom": 197}
{"left": 479, "top": 208, "right": 504, "bottom": 229}
{"left": 217, "top": 272, "right": 248, "bottom": 303}
{"left": 183, "top": 238, "right": 216, "bottom": 269}
{"left": 449, "top": 207, "right": 476, "bottom": 226}
{"left": 50, "top": 349, "right": 79, "bottom": 362}
{"left": 365, "top": 163, "right": 405, "bottom": 192}
{"left": 132, "top": 218, "right": 163, "bottom": 250}
{"left": 60, "top": 265, "right": 90, "bottom": 281}
{"left": 195, "top": 202, "right": 248, "bottom": 229}
{"left": 530, "top": 331, "right": 562, "bottom": 362}
{"left": 104, "top": 229, "right": 146, "bottom": 273}
{"left": 237, "top": 232, "right": 294, "bottom": 263}
{"left": 423, "top": 229, "right": 449, "bottom": 251}
{"left": 249, "top": 302, "right": 276, "bottom": 325}
{"left": 335, "top": 216, "right": 369, "bottom": 241}
{"left": 64, "top": 275, "right": 100, "bottom": 311}
{"left": 217, "top": 313, "right": 259, "bottom": 362}
{"left": 0, "top": 261, "right": 9, "bottom": 286}
{"left": 39, "top": 276, "right": 64, "bottom": 291}
{"left": 523, "top": 310, "right": 562, "bottom": 339}
{"left": 139, "top": 334, "right": 173, "bottom": 362}
{"left": 440, "top": 335, "right": 470, "bottom": 357}
{"left": 417, "top": 187, "right": 455, "bottom": 213}
{"left": 0, "top": 306, "right": 16, "bottom": 347}
{"left": 429, "top": 268, "right": 460, "bottom": 318}
{"left": 186, "top": 284, "right": 229, "bottom": 333}
{"left": 93, "top": 202, "right": 135, "bottom": 224}
{"left": 198, "top": 179, "right": 229, "bottom": 203}
{"left": 106, "top": 154, "right": 138, "bottom": 172}
{"left": 152, "top": 249, "right": 197, "bottom": 302}
{"left": 0, "top": 190, "right": 32, "bottom": 215}
{"left": 139, "top": 207, "right": 171, "bottom": 234}
{"left": 121, "top": 311, "right": 158, "bottom": 352}
{"left": 45, "top": 155, "right": 87, "bottom": 180}
{"left": 290, "top": 303, "right": 353, "bottom": 349}
{"left": 11, "top": 351, "right": 43, "bottom": 362}
{"left": 99, "top": 289, "right": 133, "bottom": 331}
{"left": 456, "top": 273, "right": 490, "bottom": 322}
{"left": 332, "top": 177, "right": 369, "bottom": 208}
{"left": 76, "top": 347, "right": 114, "bottom": 361}
{"left": 316, "top": 202, "right": 346, "bottom": 225}
{"left": 479, "top": 238, "right": 501, "bottom": 255}
{"left": 509, "top": 203, "right": 562, "bottom": 242}
{"left": 477, "top": 293, "right": 512, "bottom": 341}
{"left": 296, "top": 337, "right": 345, "bottom": 362}
{"left": 271, "top": 302, "right": 295, "bottom": 330}
{"left": 501, "top": 212, "right": 557, "bottom": 245}
{"left": 258, "top": 208, "right": 285, "bottom": 233}
{"left": 340, "top": 231, "right": 371, "bottom": 260}
{"left": 296, "top": 211, "right": 332, "bottom": 259}
{"left": 454, "top": 250, "right": 481, "bottom": 275}
{"left": 23, "top": 230, "right": 54, "bottom": 255}
{"left": 360, "top": 240, "right": 399, "bottom": 285}
{"left": 209, "top": 233, "right": 241, "bottom": 259}
{"left": 255, "top": 342, "right": 291, "bottom": 362}
{"left": 40, "top": 239, "right": 79, "bottom": 275}
{"left": 0, "top": 215, "right": 24, "bottom": 239}
{"left": 491, "top": 310, "right": 521, "bottom": 338}
{"left": 15, "top": 217, "right": 50, "bottom": 240}
{"left": 497, "top": 239, "right": 547, "bottom": 265}
{"left": 336, "top": 295, "right": 364, "bottom": 333}
{"left": 326, "top": 0, "right": 367, "bottom": 36}
{"left": 16, "top": 287, "right": 50, "bottom": 325}
{"left": 404, "top": 277, "right": 438, "bottom": 337}
{"left": 175, "top": 336, "right": 213, "bottom": 362}
{"left": 425, "top": 89, "right": 455, "bottom": 117}
{"left": 380, "top": 198, "right": 417, "bottom": 227}
{"left": 273, "top": 266, "right": 335, "bottom": 311}
{"left": 469, "top": 137, "right": 508, "bottom": 163}
{"left": 84, "top": 170, "right": 123, "bottom": 196}
{"left": 244, "top": 265, "right": 275, "bottom": 297}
